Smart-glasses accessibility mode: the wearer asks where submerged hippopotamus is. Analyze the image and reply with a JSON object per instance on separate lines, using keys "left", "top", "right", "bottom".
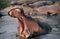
{"left": 28, "top": 1, "right": 53, "bottom": 7}
{"left": 8, "top": 8, "right": 52, "bottom": 39}
{"left": 34, "top": 5, "right": 60, "bottom": 16}
{"left": 9, "top": 1, "right": 60, "bottom": 16}
{"left": 20, "top": 5, "right": 60, "bottom": 16}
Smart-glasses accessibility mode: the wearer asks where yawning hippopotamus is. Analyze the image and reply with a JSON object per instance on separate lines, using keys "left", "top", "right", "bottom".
{"left": 8, "top": 8, "right": 52, "bottom": 39}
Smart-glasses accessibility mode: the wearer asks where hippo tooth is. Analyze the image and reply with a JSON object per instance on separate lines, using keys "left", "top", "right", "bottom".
{"left": 9, "top": 12, "right": 12, "bottom": 15}
{"left": 15, "top": 9, "right": 20, "bottom": 12}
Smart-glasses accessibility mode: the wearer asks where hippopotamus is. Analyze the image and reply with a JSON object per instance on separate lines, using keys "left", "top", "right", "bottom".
{"left": 34, "top": 5, "right": 60, "bottom": 16}
{"left": 10, "top": 1, "right": 54, "bottom": 7}
{"left": 9, "top": 1, "right": 60, "bottom": 16}
{"left": 28, "top": 1, "right": 53, "bottom": 8}
{"left": 10, "top": 0, "right": 42, "bottom": 6}
{"left": 4, "top": 4, "right": 60, "bottom": 16}
{"left": 8, "top": 8, "right": 52, "bottom": 39}
{"left": 19, "top": 5, "right": 60, "bottom": 16}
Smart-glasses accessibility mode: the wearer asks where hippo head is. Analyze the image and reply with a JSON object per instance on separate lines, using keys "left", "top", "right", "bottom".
{"left": 8, "top": 8, "right": 25, "bottom": 18}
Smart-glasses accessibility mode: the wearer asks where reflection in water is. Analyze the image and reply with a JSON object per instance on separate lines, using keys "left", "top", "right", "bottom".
{"left": 0, "top": 15, "right": 60, "bottom": 39}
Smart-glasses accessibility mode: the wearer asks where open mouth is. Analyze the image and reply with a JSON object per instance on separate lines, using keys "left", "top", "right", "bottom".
{"left": 8, "top": 8, "right": 20, "bottom": 17}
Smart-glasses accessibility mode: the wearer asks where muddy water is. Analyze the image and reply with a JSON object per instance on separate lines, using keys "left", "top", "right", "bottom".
{"left": 0, "top": 16, "right": 18, "bottom": 39}
{"left": 0, "top": 15, "right": 60, "bottom": 39}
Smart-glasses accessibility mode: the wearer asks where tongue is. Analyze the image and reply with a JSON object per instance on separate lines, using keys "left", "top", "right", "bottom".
{"left": 18, "top": 17, "right": 30, "bottom": 38}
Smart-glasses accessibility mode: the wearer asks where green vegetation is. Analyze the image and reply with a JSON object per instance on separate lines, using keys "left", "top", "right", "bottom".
{"left": 0, "top": 0, "right": 9, "bottom": 10}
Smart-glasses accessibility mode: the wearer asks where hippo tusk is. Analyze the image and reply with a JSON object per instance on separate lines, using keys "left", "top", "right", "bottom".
{"left": 9, "top": 12, "right": 12, "bottom": 16}
{"left": 15, "top": 9, "right": 20, "bottom": 12}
